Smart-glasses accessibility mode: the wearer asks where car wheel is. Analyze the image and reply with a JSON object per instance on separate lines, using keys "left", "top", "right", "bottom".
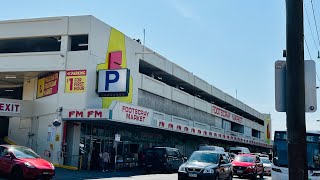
{"left": 251, "top": 170, "right": 258, "bottom": 179}
{"left": 166, "top": 165, "right": 172, "bottom": 173}
{"left": 10, "top": 166, "right": 23, "bottom": 180}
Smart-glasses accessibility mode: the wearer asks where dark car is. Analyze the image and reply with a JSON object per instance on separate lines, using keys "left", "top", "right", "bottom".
{"left": 0, "top": 145, "right": 55, "bottom": 179}
{"left": 145, "top": 147, "right": 185, "bottom": 173}
{"left": 231, "top": 154, "right": 263, "bottom": 179}
{"left": 178, "top": 151, "right": 233, "bottom": 180}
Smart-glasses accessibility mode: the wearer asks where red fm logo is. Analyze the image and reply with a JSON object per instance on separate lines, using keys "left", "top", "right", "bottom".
{"left": 204, "top": 131, "right": 207, "bottom": 136}
{"left": 177, "top": 125, "right": 182, "bottom": 131}
{"left": 184, "top": 127, "right": 189, "bottom": 132}
{"left": 191, "top": 128, "right": 196, "bottom": 133}
{"left": 209, "top": 132, "right": 213, "bottom": 136}
{"left": 168, "top": 123, "right": 174, "bottom": 129}
{"left": 159, "top": 121, "right": 165, "bottom": 128}
{"left": 198, "top": 130, "right": 202, "bottom": 134}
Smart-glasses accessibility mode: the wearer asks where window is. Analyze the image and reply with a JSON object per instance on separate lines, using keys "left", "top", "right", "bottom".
{"left": 252, "top": 129, "right": 260, "bottom": 138}
{"left": 0, "top": 37, "right": 61, "bottom": 54}
{"left": 70, "top": 35, "right": 88, "bottom": 51}
{"left": 175, "top": 150, "right": 182, "bottom": 158}
{"left": 167, "top": 149, "right": 177, "bottom": 157}
{"left": 0, "top": 147, "right": 4, "bottom": 157}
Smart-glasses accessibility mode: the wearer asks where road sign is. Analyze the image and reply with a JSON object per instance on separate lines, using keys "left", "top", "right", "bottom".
{"left": 275, "top": 60, "right": 317, "bottom": 112}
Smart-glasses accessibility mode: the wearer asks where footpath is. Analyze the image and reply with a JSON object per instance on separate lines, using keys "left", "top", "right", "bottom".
{"left": 54, "top": 167, "right": 146, "bottom": 180}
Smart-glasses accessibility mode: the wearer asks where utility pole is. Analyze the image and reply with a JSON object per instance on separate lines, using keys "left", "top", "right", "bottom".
{"left": 286, "top": 0, "right": 308, "bottom": 179}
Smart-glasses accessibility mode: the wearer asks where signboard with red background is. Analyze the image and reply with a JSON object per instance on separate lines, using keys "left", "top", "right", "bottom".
{"left": 37, "top": 72, "right": 59, "bottom": 98}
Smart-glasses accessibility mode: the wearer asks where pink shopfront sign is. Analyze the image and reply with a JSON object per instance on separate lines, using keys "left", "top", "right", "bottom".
{"left": 111, "top": 102, "right": 152, "bottom": 126}
{"left": 156, "top": 119, "right": 270, "bottom": 148}
{"left": 62, "top": 109, "right": 109, "bottom": 120}
{"left": 212, "top": 104, "right": 244, "bottom": 124}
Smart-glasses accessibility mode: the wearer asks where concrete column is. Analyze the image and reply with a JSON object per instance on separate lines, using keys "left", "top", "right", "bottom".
{"left": 65, "top": 122, "right": 81, "bottom": 167}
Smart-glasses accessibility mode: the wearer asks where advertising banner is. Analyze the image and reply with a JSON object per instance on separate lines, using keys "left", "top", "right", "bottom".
{"left": 111, "top": 102, "right": 152, "bottom": 126}
{"left": 62, "top": 109, "right": 110, "bottom": 120}
{"left": 37, "top": 72, "right": 59, "bottom": 98}
{"left": 212, "top": 104, "right": 244, "bottom": 124}
{"left": 156, "top": 119, "right": 271, "bottom": 148}
{"left": 65, "top": 70, "right": 87, "bottom": 93}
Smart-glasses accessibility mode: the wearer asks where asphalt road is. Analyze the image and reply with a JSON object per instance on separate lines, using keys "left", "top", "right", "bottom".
{"left": 0, "top": 170, "right": 273, "bottom": 180}
{"left": 81, "top": 173, "right": 272, "bottom": 180}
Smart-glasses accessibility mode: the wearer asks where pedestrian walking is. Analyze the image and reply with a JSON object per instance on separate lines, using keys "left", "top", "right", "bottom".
{"left": 99, "top": 150, "right": 111, "bottom": 172}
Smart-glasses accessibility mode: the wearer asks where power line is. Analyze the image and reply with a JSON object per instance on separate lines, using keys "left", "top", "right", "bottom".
{"left": 304, "top": 36, "right": 320, "bottom": 83}
{"left": 304, "top": 36, "right": 313, "bottom": 60}
{"left": 310, "top": 0, "right": 320, "bottom": 48}
{"left": 304, "top": 4, "right": 319, "bottom": 51}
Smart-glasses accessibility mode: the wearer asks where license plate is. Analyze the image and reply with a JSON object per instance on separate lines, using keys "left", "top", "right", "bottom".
{"left": 43, "top": 172, "right": 49, "bottom": 175}
{"left": 188, "top": 173, "right": 197, "bottom": 178}
{"left": 237, "top": 170, "right": 243, "bottom": 173}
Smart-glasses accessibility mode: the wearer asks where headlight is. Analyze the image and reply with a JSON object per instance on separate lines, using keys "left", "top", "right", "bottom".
{"left": 24, "top": 162, "right": 35, "bottom": 168}
{"left": 178, "top": 166, "right": 186, "bottom": 172}
{"left": 247, "top": 165, "right": 255, "bottom": 169}
{"left": 203, "top": 168, "right": 214, "bottom": 174}
{"left": 50, "top": 163, "right": 55, "bottom": 170}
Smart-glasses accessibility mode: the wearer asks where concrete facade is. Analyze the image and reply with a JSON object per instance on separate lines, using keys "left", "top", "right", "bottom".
{"left": 0, "top": 16, "right": 272, "bottom": 169}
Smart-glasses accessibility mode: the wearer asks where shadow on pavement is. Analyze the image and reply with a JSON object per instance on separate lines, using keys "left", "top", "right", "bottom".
{"left": 54, "top": 167, "right": 146, "bottom": 180}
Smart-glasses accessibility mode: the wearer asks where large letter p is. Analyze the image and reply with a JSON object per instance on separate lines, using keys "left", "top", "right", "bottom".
{"left": 105, "top": 71, "right": 119, "bottom": 91}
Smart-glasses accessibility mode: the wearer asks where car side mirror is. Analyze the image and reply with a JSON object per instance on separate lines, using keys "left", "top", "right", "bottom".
{"left": 183, "top": 156, "right": 188, "bottom": 161}
{"left": 5, "top": 153, "right": 14, "bottom": 160}
{"left": 220, "top": 159, "right": 227, "bottom": 164}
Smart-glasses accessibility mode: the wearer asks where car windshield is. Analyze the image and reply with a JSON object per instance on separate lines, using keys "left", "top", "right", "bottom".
{"left": 10, "top": 147, "right": 39, "bottom": 159}
{"left": 145, "top": 149, "right": 164, "bottom": 159}
{"left": 260, "top": 158, "right": 271, "bottom": 164}
{"left": 188, "top": 151, "right": 219, "bottom": 164}
{"left": 234, "top": 155, "right": 255, "bottom": 162}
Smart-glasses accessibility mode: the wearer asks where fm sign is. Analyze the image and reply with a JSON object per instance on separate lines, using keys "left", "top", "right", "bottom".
{"left": 98, "top": 69, "right": 130, "bottom": 97}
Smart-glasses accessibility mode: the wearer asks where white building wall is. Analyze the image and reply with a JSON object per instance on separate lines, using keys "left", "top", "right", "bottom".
{"left": 2, "top": 15, "right": 271, "bottom": 166}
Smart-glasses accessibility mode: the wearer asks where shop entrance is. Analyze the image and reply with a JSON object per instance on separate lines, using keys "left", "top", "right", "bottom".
{"left": 80, "top": 136, "right": 114, "bottom": 170}
{"left": 0, "top": 116, "right": 9, "bottom": 143}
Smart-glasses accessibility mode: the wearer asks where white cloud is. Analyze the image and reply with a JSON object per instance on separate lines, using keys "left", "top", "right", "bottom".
{"left": 169, "top": 0, "right": 200, "bottom": 21}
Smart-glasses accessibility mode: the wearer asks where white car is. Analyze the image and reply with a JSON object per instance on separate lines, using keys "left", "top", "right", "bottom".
{"left": 260, "top": 157, "right": 272, "bottom": 176}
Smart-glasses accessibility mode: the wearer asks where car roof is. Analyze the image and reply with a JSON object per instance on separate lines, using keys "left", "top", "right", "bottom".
{"left": 195, "top": 150, "right": 224, "bottom": 154}
{"left": 149, "top": 147, "right": 178, "bottom": 150}
{"left": 238, "top": 153, "right": 255, "bottom": 157}
{"left": 0, "top": 145, "right": 26, "bottom": 148}
{"left": 260, "top": 157, "right": 270, "bottom": 159}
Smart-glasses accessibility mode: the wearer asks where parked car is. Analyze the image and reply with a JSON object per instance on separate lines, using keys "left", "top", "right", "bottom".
{"left": 232, "top": 154, "right": 263, "bottom": 179}
{"left": 260, "top": 157, "right": 272, "bottom": 176}
{"left": 145, "top": 147, "right": 185, "bottom": 173}
{"left": 0, "top": 145, "right": 55, "bottom": 179}
{"left": 198, "top": 145, "right": 225, "bottom": 152}
{"left": 229, "top": 147, "right": 250, "bottom": 154}
{"left": 198, "top": 145, "right": 232, "bottom": 162}
{"left": 178, "top": 150, "right": 233, "bottom": 180}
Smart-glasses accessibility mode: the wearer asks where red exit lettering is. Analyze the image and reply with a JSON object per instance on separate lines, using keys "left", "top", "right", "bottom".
{"left": 0, "top": 103, "right": 20, "bottom": 113}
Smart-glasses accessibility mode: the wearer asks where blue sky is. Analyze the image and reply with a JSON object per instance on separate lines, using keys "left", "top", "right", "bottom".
{"left": 1, "top": 0, "right": 320, "bottom": 137}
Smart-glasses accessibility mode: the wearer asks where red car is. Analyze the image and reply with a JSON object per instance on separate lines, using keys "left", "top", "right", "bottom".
{"left": 231, "top": 154, "right": 264, "bottom": 179}
{"left": 0, "top": 145, "right": 55, "bottom": 179}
